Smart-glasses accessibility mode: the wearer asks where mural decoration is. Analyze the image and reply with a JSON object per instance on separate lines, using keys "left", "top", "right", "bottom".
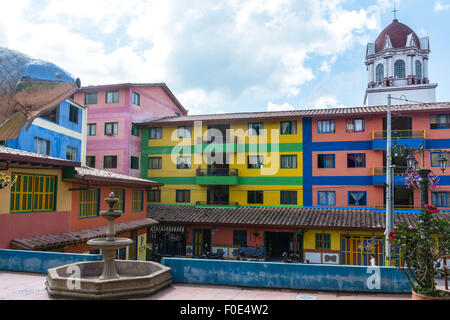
{"left": 0, "top": 172, "right": 16, "bottom": 189}
{"left": 402, "top": 168, "right": 440, "bottom": 190}
{"left": 0, "top": 47, "right": 81, "bottom": 140}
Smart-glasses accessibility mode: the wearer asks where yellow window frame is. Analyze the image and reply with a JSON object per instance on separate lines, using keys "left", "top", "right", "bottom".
{"left": 79, "top": 188, "right": 99, "bottom": 218}
{"left": 340, "top": 235, "right": 385, "bottom": 266}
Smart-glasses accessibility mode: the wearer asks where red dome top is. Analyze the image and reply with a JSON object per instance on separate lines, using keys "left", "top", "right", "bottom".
{"left": 375, "top": 19, "right": 420, "bottom": 53}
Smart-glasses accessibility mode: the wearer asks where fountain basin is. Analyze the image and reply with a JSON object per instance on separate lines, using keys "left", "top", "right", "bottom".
{"left": 46, "top": 260, "right": 172, "bottom": 299}
{"left": 87, "top": 237, "right": 133, "bottom": 249}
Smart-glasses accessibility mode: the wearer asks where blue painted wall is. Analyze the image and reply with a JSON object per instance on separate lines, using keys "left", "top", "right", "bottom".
{"left": 302, "top": 118, "right": 313, "bottom": 206}
{"left": 6, "top": 101, "right": 83, "bottom": 161}
{"left": 161, "top": 258, "right": 411, "bottom": 293}
{"left": 0, "top": 249, "right": 102, "bottom": 274}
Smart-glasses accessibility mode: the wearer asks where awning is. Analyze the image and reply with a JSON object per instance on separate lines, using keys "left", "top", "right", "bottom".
{"left": 151, "top": 224, "right": 185, "bottom": 232}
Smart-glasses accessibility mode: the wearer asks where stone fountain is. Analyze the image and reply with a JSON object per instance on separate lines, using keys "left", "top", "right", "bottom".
{"left": 45, "top": 192, "right": 172, "bottom": 299}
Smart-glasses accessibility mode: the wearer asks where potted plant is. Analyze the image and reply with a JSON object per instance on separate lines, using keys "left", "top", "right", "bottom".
{"left": 388, "top": 204, "right": 450, "bottom": 300}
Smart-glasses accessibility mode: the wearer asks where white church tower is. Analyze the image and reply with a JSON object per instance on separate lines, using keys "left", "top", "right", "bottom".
{"left": 364, "top": 19, "right": 438, "bottom": 106}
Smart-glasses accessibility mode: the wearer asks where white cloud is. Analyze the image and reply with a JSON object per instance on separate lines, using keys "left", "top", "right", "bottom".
{"left": 267, "top": 102, "right": 295, "bottom": 112}
{"left": 177, "top": 89, "right": 227, "bottom": 115}
{"left": 435, "top": 1, "right": 450, "bottom": 11}
{"left": 314, "top": 96, "right": 349, "bottom": 109}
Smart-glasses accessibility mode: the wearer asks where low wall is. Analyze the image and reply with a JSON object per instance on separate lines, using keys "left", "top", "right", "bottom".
{"left": 0, "top": 249, "right": 102, "bottom": 274}
{"left": 161, "top": 258, "right": 411, "bottom": 293}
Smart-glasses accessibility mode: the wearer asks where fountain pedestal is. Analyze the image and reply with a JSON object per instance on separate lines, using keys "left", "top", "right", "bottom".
{"left": 45, "top": 192, "right": 172, "bottom": 299}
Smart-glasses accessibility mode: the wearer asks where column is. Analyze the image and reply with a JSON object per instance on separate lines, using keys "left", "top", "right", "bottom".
{"left": 423, "top": 57, "right": 429, "bottom": 81}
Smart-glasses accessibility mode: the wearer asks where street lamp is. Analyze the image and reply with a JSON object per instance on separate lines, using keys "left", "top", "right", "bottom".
{"left": 438, "top": 153, "right": 448, "bottom": 173}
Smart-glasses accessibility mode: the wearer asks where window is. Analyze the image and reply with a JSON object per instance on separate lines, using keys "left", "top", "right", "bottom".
{"left": 148, "top": 157, "right": 162, "bottom": 169}
{"left": 86, "top": 156, "right": 96, "bottom": 168}
{"left": 432, "top": 192, "right": 450, "bottom": 207}
{"left": 111, "top": 189, "right": 125, "bottom": 212}
{"left": 280, "top": 121, "right": 297, "bottom": 135}
{"left": 430, "top": 114, "right": 450, "bottom": 129}
{"left": 148, "top": 190, "right": 161, "bottom": 203}
{"left": 79, "top": 188, "right": 99, "bottom": 218}
{"left": 69, "top": 105, "right": 79, "bottom": 124}
{"left": 40, "top": 105, "right": 59, "bottom": 123}
{"left": 149, "top": 127, "right": 162, "bottom": 139}
{"left": 247, "top": 155, "right": 264, "bottom": 169}
{"left": 345, "top": 118, "right": 364, "bottom": 132}
{"left": 281, "top": 191, "right": 297, "bottom": 205}
{"left": 347, "top": 153, "right": 366, "bottom": 168}
{"left": 247, "top": 191, "right": 263, "bottom": 204}
{"left": 318, "top": 154, "right": 335, "bottom": 168}
{"left": 176, "top": 156, "right": 191, "bottom": 169}
{"left": 105, "top": 122, "right": 118, "bottom": 136}
{"left": 315, "top": 233, "right": 331, "bottom": 250}
{"left": 318, "top": 119, "right": 335, "bottom": 134}
{"left": 281, "top": 155, "right": 297, "bottom": 169}
{"left": 132, "top": 190, "right": 144, "bottom": 212}
{"left": 178, "top": 126, "right": 192, "bottom": 138}
{"left": 176, "top": 190, "right": 190, "bottom": 203}
{"left": 248, "top": 122, "right": 264, "bottom": 136}
{"left": 66, "top": 146, "right": 77, "bottom": 161}
{"left": 348, "top": 191, "right": 367, "bottom": 206}
{"left": 233, "top": 230, "right": 247, "bottom": 247}
{"left": 431, "top": 152, "right": 450, "bottom": 167}
{"left": 376, "top": 63, "right": 384, "bottom": 82}
{"left": 394, "top": 60, "right": 405, "bottom": 79}
{"left": 10, "top": 173, "right": 57, "bottom": 213}
{"left": 415, "top": 60, "right": 422, "bottom": 79}
{"left": 104, "top": 155, "right": 117, "bottom": 169}
{"left": 132, "top": 91, "right": 140, "bottom": 106}
{"left": 131, "top": 156, "right": 139, "bottom": 170}
{"left": 87, "top": 123, "right": 97, "bottom": 136}
{"left": 318, "top": 191, "right": 336, "bottom": 206}
{"left": 131, "top": 124, "right": 139, "bottom": 137}
{"left": 105, "top": 90, "right": 119, "bottom": 104}
{"left": 85, "top": 92, "right": 98, "bottom": 105}
{"left": 34, "top": 137, "right": 50, "bottom": 156}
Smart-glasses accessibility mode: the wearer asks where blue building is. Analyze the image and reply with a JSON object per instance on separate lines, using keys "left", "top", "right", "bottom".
{"left": 3, "top": 99, "right": 87, "bottom": 164}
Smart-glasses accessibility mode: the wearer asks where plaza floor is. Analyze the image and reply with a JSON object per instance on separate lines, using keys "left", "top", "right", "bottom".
{"left": 0, "top": 270, "right": 420, "bottom": 300}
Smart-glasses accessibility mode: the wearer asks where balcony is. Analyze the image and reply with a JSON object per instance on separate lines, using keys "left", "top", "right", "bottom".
{"left": 372, "top": 166, "right": 410, "bottom": 185}
{"left": 372, "top": 130, "right": 425, "bottom": 150}
{"left": 195, "top": 168, "right": 239, "bottom": 185}
{"left": 195, "top": 136, "right": 238, "bottom": 154}
{"left": 195, "top": 201, "right": 239, "bottom": 208}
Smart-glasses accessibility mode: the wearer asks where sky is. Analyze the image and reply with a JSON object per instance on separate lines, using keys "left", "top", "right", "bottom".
{"left": 0, "top": 0, "right": 449, "bottom": 115}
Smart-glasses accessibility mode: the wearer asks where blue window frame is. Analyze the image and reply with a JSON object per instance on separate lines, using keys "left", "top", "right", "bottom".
{"left": 318, "top": 154, "right": 335, "bottom": 168}
{"left": 415, "top": 60, "right": 422, "bottom": 79}
{"left": 233, "top": 230, "right": 247, "bottom": 247}
{"left": 430, "top": 114, "right": 450, "bottom": 129}
{"left": 394, "top": 60, "right": 405, "bottom": 79}
{"left": 376, "top": 63, "right": 384, "bottom": 82}
{"left": 432, "top": 192, "right": 450, "bottom": 207}
{"left": 345, "top": 118, "right": 364, "bottom": 133}
{"left": 318, "top": 191, "right": 336, "bottom": 206}
{"left": 431, "top": 152, "right": 450, "bottom": 167}
{"left": 348, "top": 191, "right": 367, "bottom": 206}
{"left": 347, "top": 153, "right": 366, "bottom": 168}
{"left": 317, "top": 119, "right": 335, "bottom": 134}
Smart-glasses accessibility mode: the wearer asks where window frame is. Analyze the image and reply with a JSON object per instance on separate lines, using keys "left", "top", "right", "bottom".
{"left": 34, "top": 137, "right": 51, "bottom": 156}
{"left": 317, "top": 154, "right": 335, "bottom": 169}
{"left": 376, "top": 63, "right": 384, "bottom": 83}
{"left": 247, "top": 155, "right": 264, "bottom": 169}
{"left": 86, "top": 156, "right": 96, "bottom": 168}
{"left": 149, "top": 127, "right": 162, "bottom": 139}
{"left": 104, "top": 122, "right": 118, "bottom": 136}
{"left": 176, "top": 190, "right": 190, "bottom": 203}
{"left": 66, "top": 146, "right": 77, "bottom": 161}
{"left": 280, "top": 155, "right": 297, "bottom": 169}
{"left": 147, "top": 190, "right": 161, "bottom": 203}
{"left": 105, "top": 90, "right": 119, "bottom": 104}
{"left": 132, "top": 91, "right": 140, "bottom": 106}
{"left": 345, "top": 118, "right": 365, "bottom": 133}
{"left": 103, "top": 155, "right": 118, "bottom": 169}
{"left": 348, "top": 191, "right": 367, "bottom": 206}
{"left": 415, "top": 60, "right": 422, "bottom": 79}
{"left": 248, "top": 122, "right": 264, "bottom": 136}
{"left": 347, "top": 153, "right": 366, "bottom": 168}
{"left": 87, "top": 123, "right": 97, "bottom": 136}
{"left": 430, "top": 114, "right": 450, "bottom": 130}
{"left": 430, "top": 151, "right": 450, "bottom": 167}
{"left": 233, "top": 230, "right": 248, "bottom": 247}
{"left": 148, "top": 157, "right": 162, "bottom": 170}
{"left": 131, "top": 124, "right": 140, "bottom": 137}
{"left": 176, "top": 156, "right": 191, "bottom": 169}
{"left": 84, "top": 92, "right": 98, "bottom": 105}
{"left": 79, "top": 188, "right": 100, "bottom": 218}
{"left": 132, "top": 190, "right": 144, "bottom": 212}
{"left": 111, "top": 188, "right": 125, "bottom": 213}
{"left": 317, "top": 119, "right": 335, "bottom": 134}
{"left": 280, "top": 120, "right": 297, "bottom": 135}
{"left": 178, "top": 125, "right": 192, "bottom": 139}
{"left": 315, "top": 233, "right": 331, "bottom": 250}
{"left": 247, "top": 191, "right": 264, "bottom": 205}
{"left": 317, "top": 191, "right": 336, "bottom": 206}
{"left": 432, "top": 192, "right": 450, "bottom": 207}
{"left": 130, "top": 156, "right": 139, "bottom": 170}
{"left": 280, "top": 191, "right": 297, "bottom": 205}
{"left": 69, "top": 104, "right": 79, "bottom": 124}
{"left": 394, "top": 59, "right": 405, "bottom": 79}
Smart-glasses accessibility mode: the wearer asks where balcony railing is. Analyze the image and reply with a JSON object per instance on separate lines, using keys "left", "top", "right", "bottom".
{"left": 372, "top": 166, "right": 409, "bottom": 176}
{"left": 196, "top": 136, "right": 238, "bottom": 144}
{"left": 196, "top": 168, "right": 239, "bottom": 177}
{"left": 372, "top": 130, "right": 425, "bottom": 140}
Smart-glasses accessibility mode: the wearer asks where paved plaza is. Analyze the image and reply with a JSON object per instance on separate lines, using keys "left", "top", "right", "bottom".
{"left": 0, "top": 270, "right": 419, "bottom": 300}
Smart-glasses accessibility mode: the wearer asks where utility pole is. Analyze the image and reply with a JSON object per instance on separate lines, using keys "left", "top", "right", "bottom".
{"left": 385, "top": 94, "right": 393, "bottom": 265}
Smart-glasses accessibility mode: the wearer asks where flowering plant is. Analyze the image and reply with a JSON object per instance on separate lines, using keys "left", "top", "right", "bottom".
{"left": 389, "top": 204, "right": 450, "bottom": 297}
{"left": 402, "top": 168, "right": 440, "bottom": 190}
{"left": 0, "top": 173, "right": 16, "bottom": 189}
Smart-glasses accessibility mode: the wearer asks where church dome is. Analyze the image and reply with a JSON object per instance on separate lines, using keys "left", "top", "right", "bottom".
{"left": 374, "top": 19, "right": 420, "bottom": 53}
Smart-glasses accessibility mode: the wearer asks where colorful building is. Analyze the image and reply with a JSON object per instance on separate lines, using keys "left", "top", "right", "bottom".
{"left": 73, "top": 83, "right": 187, "bottom": 178}
{"left": 0, "top": 145, "right": 162, "bottom": 261}
{"left": 2, "top": 99, "right": 87, "bottom": 164}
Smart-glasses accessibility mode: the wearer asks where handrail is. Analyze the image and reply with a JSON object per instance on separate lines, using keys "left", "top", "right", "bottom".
{"left": 196, "top": 168, "right": 239, "bottom": 177}
{"left": 372, "top": 129, "right": 425, "bottom": 140}
{"left": 372, "top": 166, "right": 409, "bottom": 176}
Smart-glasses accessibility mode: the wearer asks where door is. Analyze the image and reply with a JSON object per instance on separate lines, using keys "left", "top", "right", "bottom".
{"left": 193, "top": 229, "right": 203, "bottom": 256}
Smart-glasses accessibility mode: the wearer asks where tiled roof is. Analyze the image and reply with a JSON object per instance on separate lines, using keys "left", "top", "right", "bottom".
{"left": 137, "top": 102, "right": 450, "bottom": 125}
{"left": 0, "top": 145, "right": 80, "bottom": 167}
{"left": 147, "top": 205, "right": 450, "bottom": 230}
{"left": 10, "top": 218, "right": 158, "bottom": 250}
{"left": 70, "top": 166, "right": 163, "bottom": 188}
{"left": 374, "top": 19, "right": 420, "bottom": 54}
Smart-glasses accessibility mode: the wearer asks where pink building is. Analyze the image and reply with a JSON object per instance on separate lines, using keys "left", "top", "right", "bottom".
{"left": 73, "top": 83, "right": 187, "bottom": 177}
